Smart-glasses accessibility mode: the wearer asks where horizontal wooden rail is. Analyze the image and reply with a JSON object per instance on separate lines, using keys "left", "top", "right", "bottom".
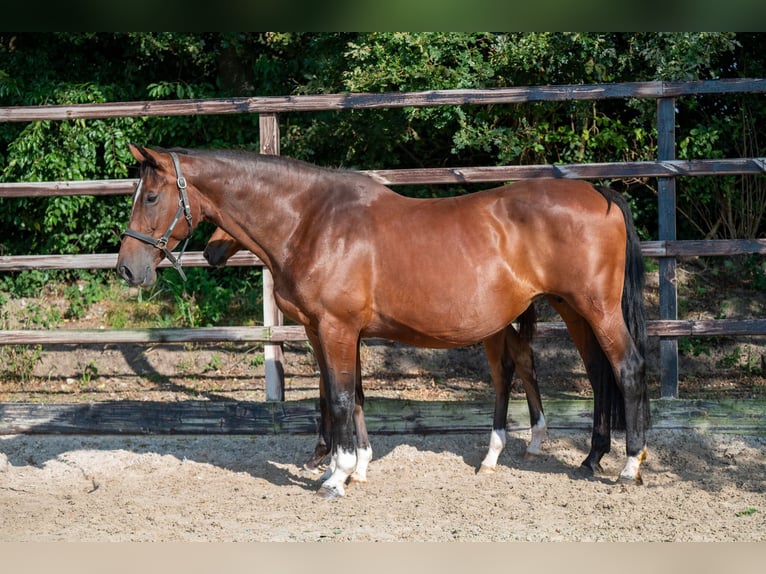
{"left": 0, "top": 325, "right": 308, "bottom": 345}
{"left": 2, "top": 240, "right": 764, "bottom": 272}
{"left": 1, "top": 319, "right": 764, "bottom": 347}
{"left": 2, "top": 79, "right": 765, "bottom": 123}
{"left": 2, "top": 158, "right": 765, "bottom": 198}
{"left": 1, "top": 398, "right": 764, "bottom": 436}
{"left": 365, "top": 158, "right": 766, "bottom": 185}
{"left": 0, "top": 251, "right": 262, "bottom": 271}
{"left": 0, "top": 179, "right": 137, "bottom": 198}
{"left": 640, "top": 239, "right": 766, "bottom": 257}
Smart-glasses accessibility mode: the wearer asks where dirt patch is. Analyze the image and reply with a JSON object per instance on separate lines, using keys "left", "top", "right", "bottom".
{"left": 1, "top": 319, "right": 764, "bottom": 404}
{"left": 1, "top": 429, "right": 765, "bottom": 541}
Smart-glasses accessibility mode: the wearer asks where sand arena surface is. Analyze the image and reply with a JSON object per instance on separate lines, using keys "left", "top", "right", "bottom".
{"left": 1, "top": 427, "right": 764, "bottom": 542}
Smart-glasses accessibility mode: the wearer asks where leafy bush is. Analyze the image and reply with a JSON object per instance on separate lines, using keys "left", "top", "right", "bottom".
{"left": 1, "top": 33, "right": 763, "bottom": 326}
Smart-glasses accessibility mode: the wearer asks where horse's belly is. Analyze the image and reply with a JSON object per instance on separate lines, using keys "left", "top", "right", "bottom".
{"left": 362, "top": 299, "right": 526, "bottom": 348}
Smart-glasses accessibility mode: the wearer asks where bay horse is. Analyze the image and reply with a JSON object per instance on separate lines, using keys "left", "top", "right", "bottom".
{"left": 204, "top": 228, "right": 373, "bottom": 479}
{"left": 117, "top": 144, "right": 649, "bottom": 498}
{"left": 204, "top": 228, "right": 537, "bottom": 480}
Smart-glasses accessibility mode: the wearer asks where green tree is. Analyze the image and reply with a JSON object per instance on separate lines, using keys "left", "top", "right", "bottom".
{"left": 0, "top": 32, "right": 762, "bottom": 283}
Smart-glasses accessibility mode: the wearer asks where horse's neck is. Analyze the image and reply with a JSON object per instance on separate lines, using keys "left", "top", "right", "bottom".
{"left": 203, "top": 158, "right": 314, "bottom": 268}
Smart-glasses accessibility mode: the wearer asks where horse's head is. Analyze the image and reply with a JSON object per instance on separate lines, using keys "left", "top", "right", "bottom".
{"left": 203, "top": 228, "right": 245, "bottom": 268}
{"left": 116, "top": 144, "right": 199, "bottom": 286}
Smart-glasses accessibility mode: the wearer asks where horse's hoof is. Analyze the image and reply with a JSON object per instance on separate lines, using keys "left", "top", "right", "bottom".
{"left": 618, "top": 472, "right": 644, "bottom": 486}
{"left": 347, "top": 475, "right": 367, "bottom": 487}
{"left": 580, "top": 458, "right": 604, "bottom": 475}
{"left": 618, "top": 448, "right": 647, "bottom": 485}
{"left": 317, "top": 485, "right": 344, "bottom": 499}
{"left": 524, "top": 450, "right": 543, "bottom": 461}
{"left": 477, "top": 464, "right": 496, "bottom": 475}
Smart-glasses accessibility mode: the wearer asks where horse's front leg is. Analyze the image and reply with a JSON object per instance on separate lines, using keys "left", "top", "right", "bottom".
{"left": 304, "top": 330, "right": 372, "bottom": 485}
{"left": 303, "top": 329, "right": 331, "bottom": 474}
{"left": 315, "top": 325, "right": 361, "bottom": 499}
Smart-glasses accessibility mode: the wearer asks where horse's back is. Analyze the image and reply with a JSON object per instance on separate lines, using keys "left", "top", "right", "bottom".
{"left": 347, "top": 179, "right": 626, "bottom": 345}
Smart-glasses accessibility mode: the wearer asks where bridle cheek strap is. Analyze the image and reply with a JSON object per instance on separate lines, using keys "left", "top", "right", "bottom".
{"left": 123, "top": 152, "right": 194, "bottom": 281}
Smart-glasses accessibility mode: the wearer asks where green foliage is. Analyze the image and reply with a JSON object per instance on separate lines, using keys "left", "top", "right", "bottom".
{"left": 0, "top": 291, "right": 44, "bottom": 382}
{"left": 146, "top": 266, "right": 262, "bottom": 328}
{"left": 0, "top": 33, "right": 763, "bottom": 327}
{"left": 249, "top": 352, "right": 265, "bottom": 369}
{"left": 79, "top": 360, "right": 99, "bottom": 385}
{"left": 742, "top": 254, "right": 766, "bottom": 292}
{"left": 735, "top": 508, "right": 758, "bottom": 517}
{"left": 717, "top": 344, "right": 764, "bottom": 376}
{"left": 64, "top": 275, "right": 107, "bottom": 320}
{"left": 0, "top": 270, "right": 54, "bottom": 298}
{"left": 0, "top": 80, "right": 143, "bottom": 257}
{"left": 0, "top": 343, "right": 42, "bottom": 383}
{"left": 679, "top": 336, "right": 715, "bottom": 358}
{"left": 204, "top": 353, "right": 222, "bottom": 372}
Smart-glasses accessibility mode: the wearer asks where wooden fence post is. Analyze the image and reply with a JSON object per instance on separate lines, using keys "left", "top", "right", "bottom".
{"left": 657, "top": 97, "right": 679, "bottom": 398}
{"left": 259, "top": 113, "right": 286, "bottom": 401}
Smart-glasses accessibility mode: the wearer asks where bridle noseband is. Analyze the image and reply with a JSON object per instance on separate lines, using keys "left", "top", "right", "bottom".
{"left": 123, "top": 152, "right": 193, "bottom": 281}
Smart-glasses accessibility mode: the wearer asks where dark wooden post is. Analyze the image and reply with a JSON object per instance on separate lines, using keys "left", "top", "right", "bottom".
{"left": 657, "top": 97, "right": 679, "bottom": 398}
{"left": 259, "top": 113, "right": 286, "bottom": 401}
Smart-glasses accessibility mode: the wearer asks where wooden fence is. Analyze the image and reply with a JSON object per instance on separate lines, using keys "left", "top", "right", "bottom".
{"left": 1, "top": 79, "right": 766, "bottom": 402}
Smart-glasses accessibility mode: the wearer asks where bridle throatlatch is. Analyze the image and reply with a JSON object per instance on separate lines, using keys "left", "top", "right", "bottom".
{"left": 122, "top": 152, "right": 193, "bottom": 281}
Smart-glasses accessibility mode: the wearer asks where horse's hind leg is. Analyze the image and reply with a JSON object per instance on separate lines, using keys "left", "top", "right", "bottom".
{"left": 505, "top": 319, "right": 546, "bottom": 457}
{"left": 547, "top": 296, "right": 613, "bottom": 473}
{"left": 548, "top": 296, "right": 648, "bottom": 482}
{"left": 595, "top": 322, "right": 647, "bottom": 483}
{"left": 604, "top": 331, "right": 648, "bottom": 483}
{"left": 479, "top": 315, "right": 543, "bottom": 473}
{"left": 349, "top": 338, "right": 372, "bottom": 485}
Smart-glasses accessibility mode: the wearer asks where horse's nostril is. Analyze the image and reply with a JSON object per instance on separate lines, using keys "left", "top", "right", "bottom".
{"left": 202, "top": 249, "right": 211, "bottom": 263}
{"left": 118, "top": 264, "right": 133, "bottom": 283}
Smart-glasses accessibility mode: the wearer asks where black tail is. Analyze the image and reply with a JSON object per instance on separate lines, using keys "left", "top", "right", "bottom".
{"left": 594, "top": 186, "right": 649, "bottom": 430}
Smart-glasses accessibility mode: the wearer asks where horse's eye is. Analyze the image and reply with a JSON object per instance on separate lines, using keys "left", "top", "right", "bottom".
{"left": 145, "top": 193, "right": 159, "bottom": 205}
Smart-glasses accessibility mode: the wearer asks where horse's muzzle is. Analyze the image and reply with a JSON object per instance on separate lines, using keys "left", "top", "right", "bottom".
{"left": 202, "top": 243, "right": 227, "bottom": 268}
{"left": 116, "top": 262, "right": 156, "bottom": 287}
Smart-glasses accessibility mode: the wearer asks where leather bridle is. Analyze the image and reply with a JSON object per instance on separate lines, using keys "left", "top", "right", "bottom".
{"left": 122, "top": 152, "right": 193, "bottom": 281}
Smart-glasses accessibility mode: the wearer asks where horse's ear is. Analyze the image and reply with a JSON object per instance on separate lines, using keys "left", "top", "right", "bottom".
{"left": 128, "top": 143, "right": 160, "bottom": 169}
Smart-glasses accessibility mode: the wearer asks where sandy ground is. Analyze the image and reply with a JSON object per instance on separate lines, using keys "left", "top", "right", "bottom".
{"left": 1, "top": 426, "right": 765, "bottom": 542}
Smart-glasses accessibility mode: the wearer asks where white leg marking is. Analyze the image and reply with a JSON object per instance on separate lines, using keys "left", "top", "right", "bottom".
{"left": 526, "top": 412, "right": 547, "bottom": 455}
{"left": 350, "top": 445, "right": 373, "bottom": 483}
{"left": 320, "top": 447, "right": 357, "bottom": 497}
{"left": 480, "top": 429, "right": 506, "bottom": 471}
{"left": 317, "top": 450, "right": 337, "bottom": 482}
{"left": 619, "top": 446, "right": 648, "bottom": 482}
